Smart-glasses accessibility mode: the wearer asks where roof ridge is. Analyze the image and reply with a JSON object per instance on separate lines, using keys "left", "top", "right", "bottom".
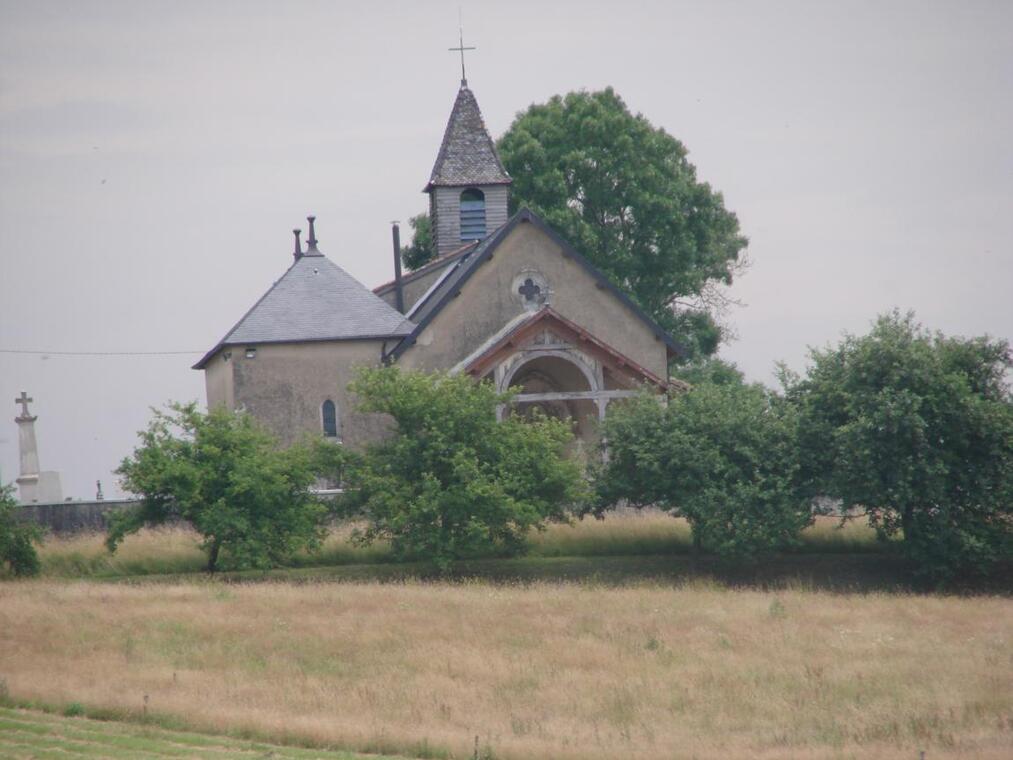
{"left": 374, "top": 240, "right": 479, "bottom": 294}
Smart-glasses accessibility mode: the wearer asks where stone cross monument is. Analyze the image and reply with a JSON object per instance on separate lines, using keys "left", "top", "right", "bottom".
{"left": 15, "top": 392, "right": 40, "bottom": 503}
{"left": 14, "top": 391, "right": 63, "bottom": 504}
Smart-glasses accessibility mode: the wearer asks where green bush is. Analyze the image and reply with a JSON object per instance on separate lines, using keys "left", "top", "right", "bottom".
{"left": 593, "top": 383, "right": 811, "bottom": 559}
{"left": 785, "top": 311, "right": 1013, "bottom": 581}
{"left": 0, "top": 483, "right": 42, "bottom": 576}
{"left": 110, "top": 403, "right": 327, "bottom": 573}
{"left": 332, "top": 367, "right": 586, "bottom": 570}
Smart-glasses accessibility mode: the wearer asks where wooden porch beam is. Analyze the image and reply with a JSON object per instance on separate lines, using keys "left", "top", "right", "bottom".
{"left": 512, "top": 390, "right": 640, "bottom": 403}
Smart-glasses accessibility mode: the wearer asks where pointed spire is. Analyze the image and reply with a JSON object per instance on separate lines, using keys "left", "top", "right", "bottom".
{"left": 425, "top": 85, "right": 511, "bottom": 191}
{"left": 292, "top": 229, "right": 303, "bottom": 260}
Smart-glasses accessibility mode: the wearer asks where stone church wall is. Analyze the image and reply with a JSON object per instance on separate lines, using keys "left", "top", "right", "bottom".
{"left": 398, "top": 221, "right": 671, "bottom": 380}
{"left": 204, "top": 352, "right": 235, "bottom": 409}
{"left": 208, "top": 340, "right": 391, "bottom": 448}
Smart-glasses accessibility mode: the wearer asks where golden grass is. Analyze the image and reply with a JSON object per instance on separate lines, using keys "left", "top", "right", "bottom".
{"left": 1, "top": 578, "right": 1009, "bottom": 759}
{"left": 35, "top": 513, "right": 884, "bottom": 579}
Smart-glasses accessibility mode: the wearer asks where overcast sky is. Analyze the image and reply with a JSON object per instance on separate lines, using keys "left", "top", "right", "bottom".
{"left": 2, "top": 0, "right": 1011, "bottom": 499}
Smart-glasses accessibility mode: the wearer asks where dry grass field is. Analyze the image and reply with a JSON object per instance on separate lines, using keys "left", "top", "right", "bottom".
{"left": 1, "top": 577, "right": 1010, "bottom": 760}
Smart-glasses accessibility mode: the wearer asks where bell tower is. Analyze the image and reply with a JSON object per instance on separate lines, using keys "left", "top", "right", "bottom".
{"left": 425, "top": 80, "right": 511, "bottom": 258}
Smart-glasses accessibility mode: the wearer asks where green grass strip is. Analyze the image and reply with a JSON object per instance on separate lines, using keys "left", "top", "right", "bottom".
{"left": 0, "top": 728, "right": 171, "bottom": 760}
{"left": 0, "top": 736, "right": 95, "bottom": 759}
{"left": 0, "top": 717, "right": 249, "bottom": 758}
{"left": 0, "top": 707, "right": 406, "bottom": 759}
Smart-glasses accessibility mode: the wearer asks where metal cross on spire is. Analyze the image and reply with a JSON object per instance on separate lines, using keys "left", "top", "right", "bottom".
{"left": 449, "top": 14, "right": 475, "bottom": 85}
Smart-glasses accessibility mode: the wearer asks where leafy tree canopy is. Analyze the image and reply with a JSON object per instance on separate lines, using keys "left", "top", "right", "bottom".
{"left": 334, "top": 367, "right": 585, "bottom": 570}
{"left": 110, "top": 403, "right": 327, "bottom": 572}
{"left": 400, "top": 213, "right": 433, "bottom": 271}
{"left": 672, "top": 356, "right": 746, "bottom": 387}
{"left": 0, "top": 483, "right": 42, "bottom": 576}
{"left": 497, "top": 88, "right": 747, "bottom": 359}
{"left": 785, "top": 311, "right": 1013, "bottom": 580}
{"left": 593, "top": 383, "right": 810, "bottom": 559}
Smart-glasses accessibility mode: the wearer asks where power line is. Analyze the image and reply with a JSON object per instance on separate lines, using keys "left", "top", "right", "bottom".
{"left": 0, "top": 348, "right": 202, "bottom": 356}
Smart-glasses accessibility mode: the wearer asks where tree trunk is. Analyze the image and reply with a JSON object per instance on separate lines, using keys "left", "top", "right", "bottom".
{"left": 690, "top": 525, "right": 702, "bottom": 574}
{"left": 901, "top": 505, "right": 915, "bottom": 544}
{"left": 206, "top": 538, "right": 221, "bottom": 574}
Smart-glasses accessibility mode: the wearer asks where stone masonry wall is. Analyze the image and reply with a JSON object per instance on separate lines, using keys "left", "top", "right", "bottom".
{"left": 17, "top": 499, "right": 138, "bottom": 534}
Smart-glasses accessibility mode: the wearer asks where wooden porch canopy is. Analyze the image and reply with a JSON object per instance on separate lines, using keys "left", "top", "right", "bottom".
{"left": 462, "top": 306, "right": 671, "bottom": 392}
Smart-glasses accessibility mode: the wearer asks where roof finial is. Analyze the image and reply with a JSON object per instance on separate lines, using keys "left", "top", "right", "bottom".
{"left": 306, "top": 216, "right": 318, "bottom": 250}
{"left": 449, "top": 10, "right": 475, "bottom": 86}
{"left": 292, "top": 229, "right": 303, "bottom": 260}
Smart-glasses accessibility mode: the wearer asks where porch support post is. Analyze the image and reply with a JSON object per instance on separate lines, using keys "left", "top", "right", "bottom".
{"left": 493, "top": 362, "right": 507, "bottom": 393}
{"left": 594, "top": 396, "right": 611, "bottom": 464}
{"left": 596, "top": 397, "right": 609, "bottom": 421}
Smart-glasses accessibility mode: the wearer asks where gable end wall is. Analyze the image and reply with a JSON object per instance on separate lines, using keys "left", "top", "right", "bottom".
{"left": 397, "top": 222, "right": 669, "bottom": 380}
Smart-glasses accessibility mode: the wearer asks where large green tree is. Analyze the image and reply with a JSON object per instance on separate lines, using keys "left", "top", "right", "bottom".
{"left": 497, "top": 89, "right": 747, "bottom": 358}
{"left": 109, "top": 403, "right": 327, "bottom": 573}
{"left": 593, "top": 383, "right": 810, "bottom": 559}
{"left": 785, "top": 311, "right": 1013, "bottom": 580}
{"left": 333, "top": 367, "right": 585, "bottom": 570}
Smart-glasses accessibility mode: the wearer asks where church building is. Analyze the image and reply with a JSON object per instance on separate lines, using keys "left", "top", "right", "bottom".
{"left": 194, "top": 77, "right": 684, "bottom": 448}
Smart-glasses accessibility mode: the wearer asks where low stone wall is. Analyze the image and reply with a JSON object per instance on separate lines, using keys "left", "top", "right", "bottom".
{"left": 16, "top": 499, "right": 139, "bottom": 534}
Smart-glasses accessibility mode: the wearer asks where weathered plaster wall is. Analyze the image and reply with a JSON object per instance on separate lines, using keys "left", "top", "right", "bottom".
{"left": 211, "top": 340, "right": 388, "bottom": 447}
{"left": 204, "top": 350, "right": 235, "bottom": 409}
{"left": 398, "top": 221, "right": 670, "bottom": 379}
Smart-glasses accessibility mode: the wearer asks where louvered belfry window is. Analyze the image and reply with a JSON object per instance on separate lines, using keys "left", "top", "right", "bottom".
{"left": 459, "top": 188, "right": 486, "bottom": 241}
{"left": 322, "top": 400, "right": 338, "bottom": 438}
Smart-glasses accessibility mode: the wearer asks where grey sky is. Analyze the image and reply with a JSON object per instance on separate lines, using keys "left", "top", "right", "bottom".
{"left": 2, "top": 0, "right": 1011, "bottom": 499}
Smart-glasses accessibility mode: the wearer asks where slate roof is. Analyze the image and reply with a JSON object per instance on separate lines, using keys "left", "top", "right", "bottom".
{"left": 193, "top": 245, "right": 414, "bottom": 369}
{"left": 384, "top": 208, "right": 686, "bottom": 363}
{"left": 426, "top": 84, "right": 512, "bottom": 189}
{"left": 373, "top": 240, "right": 478, "bottom": 296}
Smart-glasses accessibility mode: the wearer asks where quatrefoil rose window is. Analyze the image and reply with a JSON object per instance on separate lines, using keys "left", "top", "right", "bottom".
{"left": 511, "top": 270, "right": 548, "bottom": 310}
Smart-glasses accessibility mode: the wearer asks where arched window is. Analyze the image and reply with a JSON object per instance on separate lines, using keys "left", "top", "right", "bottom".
{"left": 321, "top": 400, "right": 338, "bottom": 438}
{"left": 460, "top": 188, "right": 486, "bottom": 241}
